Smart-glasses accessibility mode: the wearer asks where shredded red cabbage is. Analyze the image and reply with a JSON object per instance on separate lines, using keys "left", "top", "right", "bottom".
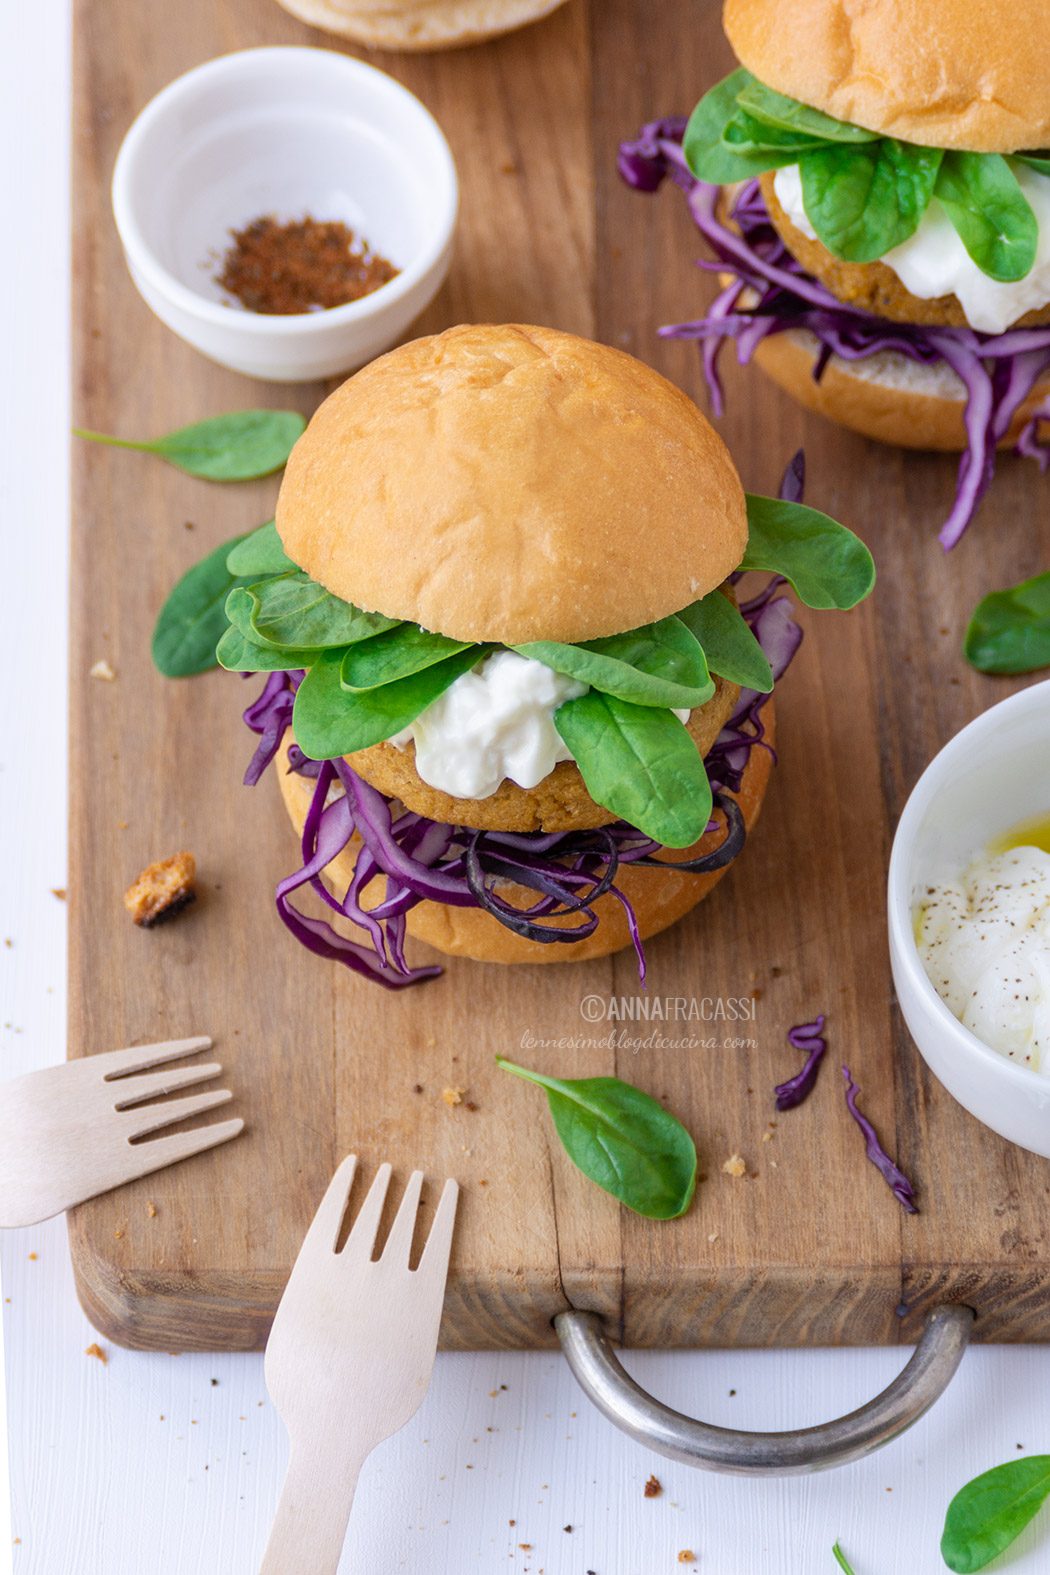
{"left": 841, "top": 1065, "right": 919, "bottom": 1214}
{"left": 240, "top": 573, "right": 797, "bottom": 989}
{"left": 775, "top": 1014, "right": 827, "bottom": 1110}
{"left": 619, "top": 118, "right": 1050, "bottom": 549}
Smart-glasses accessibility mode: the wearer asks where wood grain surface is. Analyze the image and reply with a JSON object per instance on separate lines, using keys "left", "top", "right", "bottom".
{"left": 70, "top": 0, "right": 1050, "bottom": 1352}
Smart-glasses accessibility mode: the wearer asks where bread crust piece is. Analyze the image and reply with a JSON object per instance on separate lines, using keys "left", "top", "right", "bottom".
{"left": 274, "top": 707, "right": 773, "bottom": 966}
{"left": 760, "top": 174, "right": 1050, "bottom": 332}
{"left": 344, "top": 672, "right": 740, "bottom": 832}
{"left": 272, "top": 0, "right": 566, "bottom": 50}
{"left": 724, "top": 0, "right": 1050, "bottom": 154}
{"left": 275, "top": 324, "right": 748, "bottom": 646}
{"left": 751, "top": 330, "right": 1050, "bottom": 453}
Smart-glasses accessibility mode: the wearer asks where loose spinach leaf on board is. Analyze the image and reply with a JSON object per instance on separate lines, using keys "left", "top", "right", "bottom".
{"left": 935, "top": 152, "right": 1039, "bottom": 282}
{"left": 293, "top": 645, "right": 486, "bottom": 760}
{"left": 677, "top": 591, "right": 773, "bottom": 692}
{"left": 495, "top": 1058, "right": 698, "bottom": 1219}
{"left": 831, "top": 1543, "right": 856, "bottom": 1575}
{"left": 216, "top": 624, "right": 319, "bottom": 673}
{"left": 226, "top": 520, "right": 296, "bottom": 577}
{"left": 799, "top": 139, "right": 942, "bottom": 262}
{"left": 517, "top": 616, "right": 714, "bottom": 709}
{"left": 151, "top": 531, "right": 251, "bottom": 678}
{"left": 554, "top": 691, "right": 712, "bottom": 847}
{"left": 965, "top": 571, "right": 1050, "bottom": 673}
{"left": 232, "top": 574, "right": 400, "bottom": 650}
{"left": 741, "top": 494, "right": 875, "bottom": 609}
{"left": 1018, "top": 152, "right": 1050, "bottom": 176}
{"left": 941, "top": 1456, "right": 1050, "bottom": 1572}
{"left": 735, "top": 77, "right": 877, "bottom": 145}
{"left": 75, "top": 410, "right": 306, "bottom": 481}
{"left": 340, "top": 623, "right": 473, "bottom": 690}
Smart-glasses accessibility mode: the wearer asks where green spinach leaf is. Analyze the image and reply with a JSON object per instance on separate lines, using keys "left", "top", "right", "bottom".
{"left": 722, "top": 107, "right": 829, "bottom": 160}
{"left": 941, "top": 1456, "right": 1050, "bottom": 1572}
{"left": 742, "top": 494, "right": 875, "bottom": 609}
{"left": 293, "top": 645, "right": 485, "bottom": 760}
{"left": 677, "top": 591, "right": 773, "bottom": 692}
{"left": 75, "top": 409, "right": 306, "bottom": 481}
{"left": 684, "top": 68, "right": 802, "bottom": 183}
{"left": 495, "top": 1057, "right": 697, "bottom": 1219}
{"left": 965, "top": 571, "right": 1050, "bottom": 674}
{"left": 935, "top": 152, "right": 1038, "bottom": 282}
{"left": 831, "top": 1543, "right": 856, "bottom": 1574}
{"left": 151, "top": 532, "right": 251, "bottom": 677}
{"left": 226, "top": 520, "right": 296, "bottom": 577}
{"left": 735, "top": 78, "right": 877, "bottom": 145}
{"left": 554, "top": 691, "right": 712, "bottom": 847}
{"left": 232, "top": 574, "right": 399, "bottom": 650}
{"left": 518, "top": 616, "right": 714, "bottom": 709}
{"left": 1018, "top": 152, "right": 1050, "bottom": 176}
{"left": 340, "top": 623, "right": 473, "bottom": 690}
{"left": 216, "top": 625, "right": 319, "bottom": 673}
{"left": 799, "top": 140, "right": 942, "bottom": 262}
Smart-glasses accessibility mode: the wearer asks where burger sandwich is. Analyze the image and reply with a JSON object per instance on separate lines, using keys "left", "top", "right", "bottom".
{"left": 620, "top": 0, "right": 1050, "bottom": 546}
{"left": 155, "top": 324, "right": 874, "bottom": 987}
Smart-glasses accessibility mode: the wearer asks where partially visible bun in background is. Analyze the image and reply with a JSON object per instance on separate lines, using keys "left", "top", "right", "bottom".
{"left": 751, "top": 332, "right": 1050, "bottom": 453}
{"left": 276, "top": 719, "right": 774, "bottom": 965}
{"left": 273, "top": 0, "right": 567, "bottom": 51}
{"left": 724, "top": 0, "right": 1050, "bottom": 153}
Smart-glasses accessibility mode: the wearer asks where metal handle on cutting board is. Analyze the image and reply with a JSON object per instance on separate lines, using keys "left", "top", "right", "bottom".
{"left": 554, "top": 1303, "right": 974, "bottom": 1475}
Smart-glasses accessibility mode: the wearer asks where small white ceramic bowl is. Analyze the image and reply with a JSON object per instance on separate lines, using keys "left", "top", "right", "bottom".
{"left": 111, "top": 47, "right": 458, "bottom": 382}
{"left": 888, "top": 681, "right": 1050, "bottom": 1157}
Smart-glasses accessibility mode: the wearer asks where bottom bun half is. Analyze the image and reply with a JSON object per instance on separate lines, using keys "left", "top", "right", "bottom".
{"left": 752, "top": 330, "right": 1050, "bottom": 454}
{"left": 275, "top": 715, "right": 773, "bottom": 966}
{"left": 273, "top": 0, "right": 566, "bottom": 50}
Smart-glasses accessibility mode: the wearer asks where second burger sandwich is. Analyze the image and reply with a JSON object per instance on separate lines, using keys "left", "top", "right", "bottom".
{"left": 156, "top": 324, "right": 874, "bottom": 987}
{"left": 621, "top": 0, "right": 1050, "bottom": 546}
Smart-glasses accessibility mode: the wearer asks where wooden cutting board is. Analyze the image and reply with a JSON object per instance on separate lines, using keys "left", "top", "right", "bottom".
{"left": 70, "top": 0, "right": 1050, "bottom": 1353}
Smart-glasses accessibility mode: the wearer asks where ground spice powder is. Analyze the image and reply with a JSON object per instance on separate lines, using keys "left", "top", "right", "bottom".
{"left": 216, "top": 215, "right": 399, "bottom": 315}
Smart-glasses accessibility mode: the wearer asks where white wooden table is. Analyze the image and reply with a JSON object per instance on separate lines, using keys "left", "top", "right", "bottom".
{"left": 4, "top": 7, "right": 1050, "bottom": 1572}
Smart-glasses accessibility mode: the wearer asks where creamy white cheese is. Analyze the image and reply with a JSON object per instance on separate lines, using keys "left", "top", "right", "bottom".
{"left": 917, "top": 847, "right": 1050, "bottom": 1072}
{"left": 390, "top": 650, "right": 588, "bottom": 800}
{"left": 773, "top": 161, "right": 1050, "bottom": 335}
{"left": 390, "top": 649, "right": 692, "bottom": 801}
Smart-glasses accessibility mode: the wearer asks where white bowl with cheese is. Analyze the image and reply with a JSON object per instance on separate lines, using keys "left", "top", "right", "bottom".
{"left": 888, "top": 681, "right": 1050, "bottom": 1157}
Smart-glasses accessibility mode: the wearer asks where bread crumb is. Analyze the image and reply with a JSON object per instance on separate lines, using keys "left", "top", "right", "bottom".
{"left": 644, "top": 1473, "right": 662, "bottom": 1498}
{"left": 51, "top": 887, "right": 67, "bottom": 901}
{"left": 124, "top": 851, "right": 196, "bottom": 928}
{"left": 707, "top": 1232, "right": 719, "bottom": 1244}
{"left": 85, "top": 1342, "right": 107, "bottom": 1364}
{"left": 146, "top": 1201, "right": 157, "bottom": 1219}
{"left": 89, "top": 658, "right": 116, "bottom": 682}
{"left": 678, "top": 1552, "right": 697, "bottom": 1565}
{"left": 761, "top": 1131, "right": 774, "bottom": 1143}
{"left": 114, "top": 1226, "right": 125, "bottom": 1240}
{"left": 442, "top": 1085, "right": 465, "bottom": 1108}
{"left": 722, "top": 1154, "right": 747, "bottom": 1178}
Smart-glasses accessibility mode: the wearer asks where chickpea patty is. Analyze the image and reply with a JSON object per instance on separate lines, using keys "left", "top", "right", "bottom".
{"left": 760, "top": 172, "right": 1050, "bottom": 332}
{"left": 346, "top": 672, "right": 741, "bottom": 834}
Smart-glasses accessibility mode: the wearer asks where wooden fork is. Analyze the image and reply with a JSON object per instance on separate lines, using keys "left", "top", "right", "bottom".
{"left": 261, "top": 1156, "right": 459, "bottom": 1575}
{"left": 0, "top": 1036, "right": 242, "bottom": 1227}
